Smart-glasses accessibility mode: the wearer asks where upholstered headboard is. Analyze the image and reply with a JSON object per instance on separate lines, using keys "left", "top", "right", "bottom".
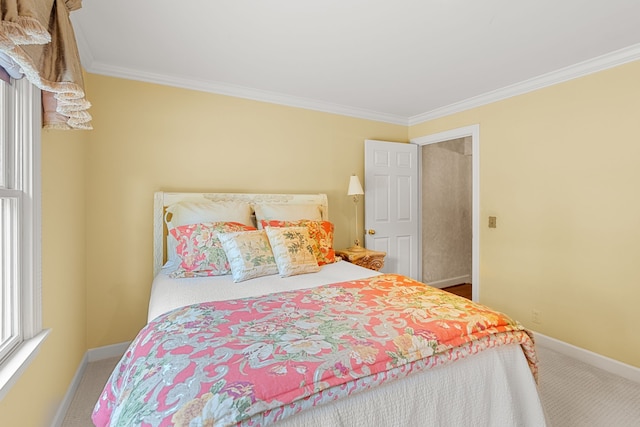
{"left": 153, "top": 191, "right": 329, "bottom": 276}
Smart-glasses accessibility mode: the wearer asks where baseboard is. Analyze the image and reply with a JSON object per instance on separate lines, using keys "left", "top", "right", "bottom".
{"left": 427, "top": 275, "right": 471, "bottom": 289}
{"left": 50, "top": 352, "right": 88, "bottom": 427}
{"left": 87, "top": 341, "right": 130, "bottom": 362}
{"left": 51, "top": 342, "right": 130, "bottom": 427}
{"left": 534, "top": 332, "right": 640, "bottom": 383}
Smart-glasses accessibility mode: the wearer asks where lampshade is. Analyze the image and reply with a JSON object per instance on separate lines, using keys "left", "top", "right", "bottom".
{"left": 347, "top": 175, "right": 364, "bottom": 196}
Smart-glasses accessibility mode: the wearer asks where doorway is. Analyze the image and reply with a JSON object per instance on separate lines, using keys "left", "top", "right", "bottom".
{"left": 411, "top": 125, "right": 480, "bottom": 301}
{"left": 421, "top": 137, "right": 472, "bottom": 291}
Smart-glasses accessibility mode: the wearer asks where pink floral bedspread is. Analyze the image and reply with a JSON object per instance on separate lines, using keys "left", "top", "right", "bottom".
{"left": 92, "top": 274, "right": 537, "bottom": 427}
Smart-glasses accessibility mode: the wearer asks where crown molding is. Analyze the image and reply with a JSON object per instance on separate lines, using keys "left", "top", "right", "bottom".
{"left": 408, "top": 43, "right": 640, "bottom": 126}
{"left": 82, "top": 61, "right": 409, "bottom": 126}
{"left": 77, "top": 33, "right": 640, "bottom": 128}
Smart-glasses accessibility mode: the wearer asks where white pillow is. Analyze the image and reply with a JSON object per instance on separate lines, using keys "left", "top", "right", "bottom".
{"left": 165, "top": 200, "right": 254, "bottom": 265}
{"left": 166, "top": 200, "right": 253, "bottom": 228}
{"left": 254, "top": 204, "right": 323, "bottom": 229}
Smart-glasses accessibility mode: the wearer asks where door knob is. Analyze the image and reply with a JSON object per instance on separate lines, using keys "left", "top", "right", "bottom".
{"left": 367, "top": 229, "right": 376, "bottom": 235}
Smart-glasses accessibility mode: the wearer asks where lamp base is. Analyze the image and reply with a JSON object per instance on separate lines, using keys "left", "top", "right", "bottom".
{"left": 347, "top": 240, "right": 366, "bottom": 252}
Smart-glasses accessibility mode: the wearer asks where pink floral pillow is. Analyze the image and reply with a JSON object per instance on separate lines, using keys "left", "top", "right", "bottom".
{"left": 169, "top": 221, "right": 257, "bottom": 278}
{"left": 260, "top": 219, "right": 335, "bottom": 265}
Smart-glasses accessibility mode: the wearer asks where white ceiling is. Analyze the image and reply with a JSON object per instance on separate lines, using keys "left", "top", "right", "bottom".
{"left": 71, "top": 0, "right": 640, "bottom": 125}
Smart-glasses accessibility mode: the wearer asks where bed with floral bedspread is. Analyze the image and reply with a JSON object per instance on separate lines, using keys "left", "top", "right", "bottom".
{"left": 92, "top": 274, "right": 538, "bottom": 427}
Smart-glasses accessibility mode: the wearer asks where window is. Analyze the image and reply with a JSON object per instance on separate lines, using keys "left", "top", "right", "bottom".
{"left": 0, "top": 77, "right": 48, "bottom": 399}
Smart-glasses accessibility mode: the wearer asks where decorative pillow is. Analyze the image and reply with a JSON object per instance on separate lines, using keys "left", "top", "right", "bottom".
{"left": 265, "top": 226, "right": 321, "bottom": 277}
{"left": 260, "top": 219, "right": 336, "bottom": 265}
{"left": 169, "top": 221, "right": 256, "bottom": 278}
{"left": 254, "top": 204, "right": 323, "bottom": 229}
{"left": 218, "top": 230, "right": 279, "bottom": 282}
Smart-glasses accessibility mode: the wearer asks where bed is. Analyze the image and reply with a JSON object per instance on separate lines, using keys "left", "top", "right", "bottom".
{"left": 92, "top": 192, "right": 547, "bottom": 427}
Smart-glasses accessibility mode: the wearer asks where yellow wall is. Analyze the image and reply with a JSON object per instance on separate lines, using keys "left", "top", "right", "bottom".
{"left": 83, "top": 74, "right": 408, "bottom": 347}
{"left": 0, "top": 130, "right": 88, "bottom": 426}
{"left": 410, "top": 60, "right": 640, "bottom": 367}
{"left": 4, "top": 59, "right": 640, "bottom": 427}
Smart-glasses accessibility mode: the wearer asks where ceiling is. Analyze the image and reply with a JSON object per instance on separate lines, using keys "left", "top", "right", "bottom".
{"left": 71, "top": 0, "right": 640, "bottom": 125}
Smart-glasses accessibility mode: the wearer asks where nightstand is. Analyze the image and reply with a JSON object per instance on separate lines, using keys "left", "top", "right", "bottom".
{"left": 335, "top": 247, "right": 386, "bottom": 271}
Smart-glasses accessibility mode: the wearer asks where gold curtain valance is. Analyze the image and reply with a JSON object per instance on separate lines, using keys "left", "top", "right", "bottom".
{"left": 0, "top": 0, "right": 92, "bottom": 130}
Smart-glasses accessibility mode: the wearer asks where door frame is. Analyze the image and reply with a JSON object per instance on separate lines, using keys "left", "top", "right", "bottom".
{"left": 410, "top": 124, "right": 480, "bottom": 302}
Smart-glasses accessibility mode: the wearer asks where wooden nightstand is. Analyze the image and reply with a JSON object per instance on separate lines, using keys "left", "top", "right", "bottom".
{"left": 335, "top": 247, "right": 386, "bottom": 271}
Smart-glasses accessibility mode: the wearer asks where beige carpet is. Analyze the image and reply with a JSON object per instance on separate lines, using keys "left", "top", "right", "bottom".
{"left": 62, "top": 345, "right": 640, "bottom": 426}
{"left": 62, "top": 357, "right": 119, "bottom": 427}
{"left": 537, "top": 345, "right": 640, "bottom": 426}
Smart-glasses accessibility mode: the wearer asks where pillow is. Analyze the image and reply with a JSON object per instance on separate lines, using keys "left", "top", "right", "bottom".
{"left": 169, "top": 222, "right": 257, "bottom": 278}
{"left": 265, "top": 226, "right": 321, "bottom": 277}
{"left": 260, "top": 219, "right": 336, "bottom": 265}
{"left": 254, "top": 203, "right": 323, "bottom": 229}
{"left": 166, "top": 200, "right": 254, "bottom": 228}
{"left": 165, "top": 200, "right": 254, "bottom": 264}
{"left": 218, "top": 230, "right": 279, "bottom": 282}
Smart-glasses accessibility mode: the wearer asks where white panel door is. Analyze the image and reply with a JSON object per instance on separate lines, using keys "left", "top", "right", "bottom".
{"left": 364, "top": 140, "right": 419, "bottom": 279}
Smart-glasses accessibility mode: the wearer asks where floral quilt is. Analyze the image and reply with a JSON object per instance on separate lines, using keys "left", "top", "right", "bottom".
{"left": 92, "top": 274, "right": 538, "bottom": 427}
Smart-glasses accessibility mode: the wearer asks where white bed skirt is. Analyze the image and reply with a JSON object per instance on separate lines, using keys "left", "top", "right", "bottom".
{"left": 277, "top": 343, "right": 547, "bottom": 426}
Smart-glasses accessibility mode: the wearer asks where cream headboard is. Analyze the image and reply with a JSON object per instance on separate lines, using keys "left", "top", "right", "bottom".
{"left": 153, "top": 191, "right": 329, "bottom": 276}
